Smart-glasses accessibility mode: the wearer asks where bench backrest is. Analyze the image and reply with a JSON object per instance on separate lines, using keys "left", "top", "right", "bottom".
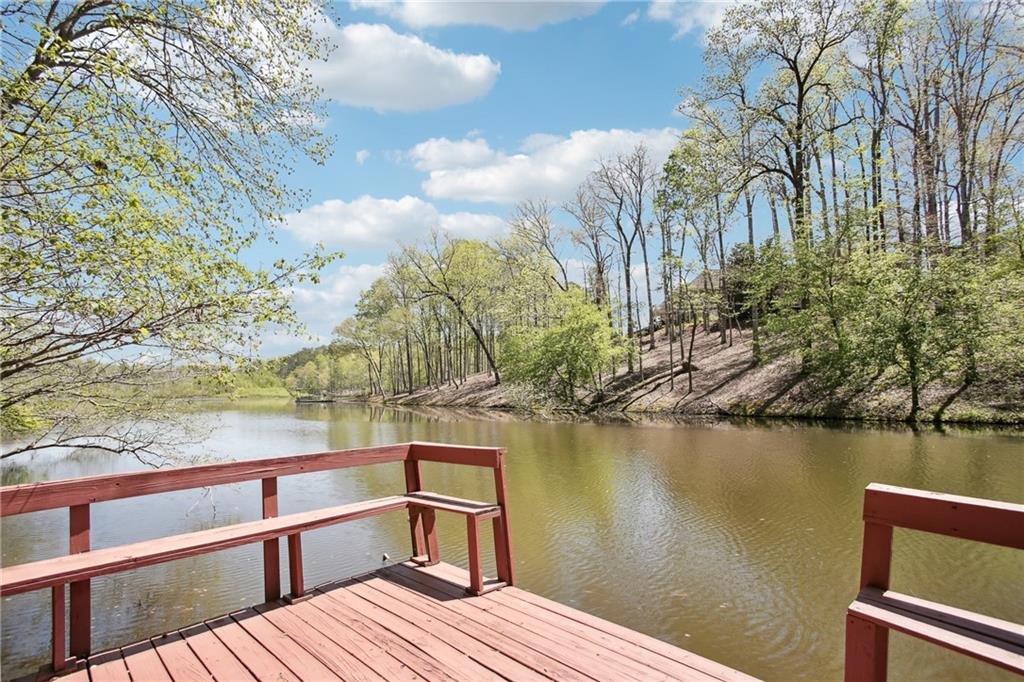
{"left": 858, "top": 482, "right": 1024, "bottom": 591}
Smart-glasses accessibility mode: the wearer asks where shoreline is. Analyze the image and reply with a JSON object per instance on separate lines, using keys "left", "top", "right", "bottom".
{"left": 343, "top": 329, "right": 1024, "bottom": 427}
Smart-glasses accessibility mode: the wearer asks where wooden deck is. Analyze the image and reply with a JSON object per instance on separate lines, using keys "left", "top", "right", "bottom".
{"left": 51, "top": 562, "right": 755, "bottom": 682}
{"left": 5, "top": 443, "right": 1019, "bottom": 681}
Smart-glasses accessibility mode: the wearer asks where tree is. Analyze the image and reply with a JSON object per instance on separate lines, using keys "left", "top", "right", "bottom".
{"left": 1, "top": 1, "right": 334, "bottom": 458}
{"left": 501, "top": 289, "right": 624, "bottom": 404}
{"left": 704, "top": 0, "right": 855, "bottom": 244}
{"left": 404, "top": 235, "right": 503, "bottom": 385}
{"left": 510, "top": 199, "right": 569, "bottom": 291}
{"left": 565, "top": 183, "right": 613, "bottom": 307}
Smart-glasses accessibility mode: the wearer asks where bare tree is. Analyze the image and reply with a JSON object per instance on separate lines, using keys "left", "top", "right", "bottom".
{"left": 509, "top": 199, "right": 570, "bottom": 290}
{"left": 565, "top": 183, "right": 613, "bottom": 307}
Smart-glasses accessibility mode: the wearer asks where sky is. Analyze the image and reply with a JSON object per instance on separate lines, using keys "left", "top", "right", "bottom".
{"left": 260, "top": 1, "right": 737, "bottom": 356}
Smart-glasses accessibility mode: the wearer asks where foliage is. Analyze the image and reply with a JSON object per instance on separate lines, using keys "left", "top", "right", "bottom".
{"left": 1, "top": 1, "right": 336, "bottom": 457}
{"left": 501, "top": 289, "right": 625, "bottom": 404}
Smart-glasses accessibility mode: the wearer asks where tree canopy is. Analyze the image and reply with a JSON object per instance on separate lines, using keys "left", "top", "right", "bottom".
{"left": 1, "top": 0, "right": 336, "bottom": 457}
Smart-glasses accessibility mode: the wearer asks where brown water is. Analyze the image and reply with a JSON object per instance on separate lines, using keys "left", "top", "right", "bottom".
{"left": 2, "top": 402, "right": 1022, "bottom": 680}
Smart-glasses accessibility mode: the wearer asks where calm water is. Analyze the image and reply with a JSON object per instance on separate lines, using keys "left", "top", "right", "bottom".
{"left": 2, "top": 402, "right": 1022, "bottom": 680}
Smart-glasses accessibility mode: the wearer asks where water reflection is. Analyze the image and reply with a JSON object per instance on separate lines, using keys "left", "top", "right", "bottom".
{"left": 2, "top": 403, "right": 1022, "bottom": 681}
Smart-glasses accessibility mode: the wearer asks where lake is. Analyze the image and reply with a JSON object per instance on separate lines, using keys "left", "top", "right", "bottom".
{"left": 2, "top": 402, "right": 1022, "bottom": 680}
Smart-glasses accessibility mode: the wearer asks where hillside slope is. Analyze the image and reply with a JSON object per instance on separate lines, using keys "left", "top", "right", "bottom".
{"left": 376, "top": 328, "right": 1022, "bottom": 424}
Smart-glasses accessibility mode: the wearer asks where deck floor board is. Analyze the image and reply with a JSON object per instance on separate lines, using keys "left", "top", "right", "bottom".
{"left": 66, "top": 562, "right": 757, "bottom": 682}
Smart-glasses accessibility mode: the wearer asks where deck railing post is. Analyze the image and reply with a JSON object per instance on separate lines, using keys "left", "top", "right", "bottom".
{"left": 845, "top": 612, "right": 889, "bottom": 682}
{"left": 405, "top": 459, "right": 439, "bottom": 565}
{"left": 492, "top": 450, "right": 514, "bottom": 585}
{"left": 68, "top": 504, "right": 90, "bottom": 659}
{"left": 52, "top": 583, "right": 65, "bottom": 672}
{"left": 262, "top": 478, "right": 281, "bottom": 602}
{"left": 466, "top": 514, "right": 484, "bottom": 595}
{"left": 845, "top": 518, "right": 893, "bottom": 681}
{"left": 286, "top": 533, "right": 306, "bottom": 602}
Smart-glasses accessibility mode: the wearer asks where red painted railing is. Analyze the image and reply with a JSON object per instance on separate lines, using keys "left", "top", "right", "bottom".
{"left": 0, "top": 441, "right": 515, "bottom": 674}
{"left": 845, "top": 483, "right": 1024, "bottom": 680}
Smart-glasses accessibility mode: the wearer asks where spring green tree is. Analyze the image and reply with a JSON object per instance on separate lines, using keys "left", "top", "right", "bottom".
{"left": 502, "top": 289, "right": 625, "bottom": 404}
{"left": 1, "top": 1, "right": 335, "bottom": 457}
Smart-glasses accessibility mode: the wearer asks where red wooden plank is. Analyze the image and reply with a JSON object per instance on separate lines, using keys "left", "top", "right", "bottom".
{"left": 863, "top": 483, "right": 1024, "bottom": 549}
{"left": 477, "top": 573, "right": 727, "bottom": 681}
{"left": 845, "top": 612, "right": 888, "bottom": 682}
{"left": 68, "top": 504, "right": 90, "bottom": 659}
{"left": 51, "top": 583, "right": 65, "bottom": 672}
{"left": 262, "top": 478, "right": 280, "bottom": 603}
{"left": 87, "top": 649, "right": 131, "bottom": 682}
{"left": 492, "top": 454, "right": 515, "bottom": 585}
{"left": 230, "top": 608, "right": 341, "bottom": 680}
{"left": 252, "top": 603, "right": 384, "bottom": 682}
{"left": 310, "top": 583, "right": 461, "bottom": 682}
{"left": 405, "top": 492, "right": 500, "bottom": 517}
{"left": 423, "top": 509, "right": 440, "bottom": 565}
{"left": 58, "top": 665, "right": 91, "bottom": 682}
{"left": 1, "top": 496, "right": 409, "bottom": 596}
{"left": 151, "top": 631, "right": 214, "bottom": 681}
{"left": 848, "top": 599, "right": 1023, "bottom": 674}
{"left": 348, "top": 574, "right": 551, "bottom": 681}
{"left": 858, "top": 588, "right": 1024, "bottom": 648}
{"left": 404, "top": 565, "right": 676, "bottom": 682}
{"left": 319, "top": 579, "right": 502, "bottom": 681}
{"left": 204, "top": 615, "right": 299, "bottom": 682}
{"left": 379, "top": 566, "right": 600, "bottom": 681}
{"left": 409, "top": 442, "right": 502, "bottom": 468}
{"left": 395, "top": 562, "right": 755, "bottom": 681}
{"left": 403, "top": 460, "right": 428, "bottom": 561}
{"left": 1, "top": 444, "right": 410, "bottom": 516}
{"left": 465, "top": 515, "right": 484, "bottom": 595}
{"left": 286, "top": 533, "right": 303, "bottom": 599}
{"left": 859, "top": 521, "right": 892, "bottom": 590}
{"left": 178, "top": 623, "right": 256, "bottom": 682}
{"left": 286, "top": 596, "right": 423, "bottom": 682}
{"left": 120, "top": 641, "right": 173, "bottom": 682}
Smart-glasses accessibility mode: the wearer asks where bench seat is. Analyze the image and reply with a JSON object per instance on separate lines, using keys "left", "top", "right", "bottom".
{"left": 405, "top": 491, "right": 501, "bottom": 518}
{"left": 849, "top": 587, "right": 1024, "bottom": 675}
{"left": 0, "top": 490, "right": 503, "bottom": 598}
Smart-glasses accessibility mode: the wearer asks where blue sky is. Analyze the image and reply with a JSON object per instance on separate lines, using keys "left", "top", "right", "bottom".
{"left": 262, "top": 1, "right": 735, "bottom": 355}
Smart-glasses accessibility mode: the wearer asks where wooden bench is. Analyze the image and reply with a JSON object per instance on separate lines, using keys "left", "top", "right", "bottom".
{"left": 845, "top": 483, "right": 1024, "bottom": 680}
{"left": 0, "top": 441, "right": 515, "bottom": 674}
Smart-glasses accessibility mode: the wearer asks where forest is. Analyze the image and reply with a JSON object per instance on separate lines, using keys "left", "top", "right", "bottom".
{"left": 283, "top": 0, "right": 1024, "bottom": 421}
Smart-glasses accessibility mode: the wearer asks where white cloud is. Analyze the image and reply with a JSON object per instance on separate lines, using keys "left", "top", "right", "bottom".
{"left": 647, "top": 0, "right": 736, "bottom": 38}
{"left": 284, "top": 195, "right": 506, "bottom": 247}
{"left": 311, "top": 22, "right": 500, "bottom": 112}
{"left": 355, "top": 149, "right": 371, "bottom": 165}
{"left": 622, "top": 9, "right": 641, "bottom": 26}
{"left": 416, "top": 127, "right": 680, "bottom": 204}
{"left": 438, "top": 212, "right": 507, "bottom": 237}
{"left": 351, "top": 1, "right": 604, "bottom": 31}
{"left": 408, "top": 137, "right": 496, "bottom": 171}
{"left": 288, "top": 263, "right": 388, "bottom": 309}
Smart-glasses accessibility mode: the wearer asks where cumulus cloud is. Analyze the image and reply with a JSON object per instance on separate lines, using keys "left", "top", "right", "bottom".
{"left": 310, "top": 21, "right": 500, "bottom": 112}
{"left": 288, "top": 263, "right": 388, "bottom": 309}
{"left": 284, "top": 195, "right": 506, "bottom": 247}
{"left": 351, "top": 1, "right": 604, "bottom": 31}
{"left": 647, "top": 0, "right": 737, "bottom": 38}
{"left": 408, "top": 137, "right": 496, "bottom": 171}
{"left": 416, "top": 127, "right": 680, "bottom": 204}
{"left": 355, "top": 149, "right": 371, "bottom": 165}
